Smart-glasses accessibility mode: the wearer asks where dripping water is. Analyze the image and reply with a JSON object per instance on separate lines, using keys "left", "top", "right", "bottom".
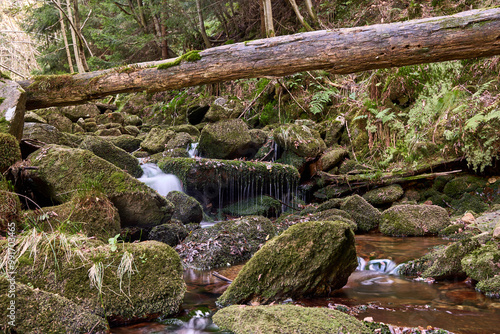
{"left": 138, "top": 163, "right": 183, "bottom": 196}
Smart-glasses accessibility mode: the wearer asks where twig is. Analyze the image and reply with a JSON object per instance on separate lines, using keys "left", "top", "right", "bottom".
{"left": 277, "top": 79, "right": 308, "bottom": 113}
{"left": 239, "top": 79, "right": 274, "bottom": 119}
{"left": 212, "top": 271, "right": 232, "bottom": 283}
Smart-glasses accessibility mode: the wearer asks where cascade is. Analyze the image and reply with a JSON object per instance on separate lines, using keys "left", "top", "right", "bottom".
{"left": 138, "top": 163, "right": 183, "bottom": 196}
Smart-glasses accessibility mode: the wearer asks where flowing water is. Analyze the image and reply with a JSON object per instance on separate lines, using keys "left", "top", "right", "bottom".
{"left": 138, "top": 163, "right": 184, "bottom": 196}
{"left": 111, "top": 234, "right": 500, "bottom": 334}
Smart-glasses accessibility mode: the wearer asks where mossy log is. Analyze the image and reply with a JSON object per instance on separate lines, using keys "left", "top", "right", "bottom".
{"left": 18, "top": 8, "right": 500, "bottom": 110}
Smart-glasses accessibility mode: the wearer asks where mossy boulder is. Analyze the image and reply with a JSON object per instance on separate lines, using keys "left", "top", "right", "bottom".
{"left": 461, "top": 242, "right": 500, "bottom": 282}
{"left": 203, "top": 97, "right": 242, "bottom": 122}
{"left": 23, "top": 122, "right": 77, "bottom": 147}
{"left": 0, "top": 177, "right": 21, "bottom": 235}
{"left": 0, "top": 132, "right": 21, "bottom": 173}
{"left": 96, "top": 112, "right": 125, "bottom": 125}
{"left": 475, "top": 275, "right": 500, "bottom": 297}
{"left": 60, "top": 104, "right": 101, "bottom": 122}
{"left": 171, "top": 124, "right": 200, "bottom": 137}
{"left": 148, "top": 222, "right": 189, "bottom": 247}
{"left": 223, "top": 196, "right": 281, "bottom": 218}
{"left": 318, "top": 119, "right": 345, "bottom": 147}
{"left": 79, "top": 135, "right": 143, "bottom": 177}
{"left": 105, "top": 134, "right": 143, "bottom": 152}
{"left": 10, "top": 234, "right": 186, "bottom": 323}
{"left": 0, "top": 276, "right": 109, "bottom": 334}
{"left": 124, "top": 114, "right": 142, "bottom": 126}
{"left": 340, "top": 195, "right": 381, "bottom": 232}
{"left": 443, "top": 175, "right": 486, "bottom": 199}
{"left": 450, "top": 192, "right": 489, "bottom": 215}
{"left": 45, "top": 112, "right": 73, "bottom": 133}
{"left": 140, "top": 127, "right": 175, "bottom": 154}
{"left": 198, "top": 119, "right": 252, "bottom": 159}
{"left": 362, "top": 184, "right": 404, "bottom": 206}
{"left": 217, "top": 221, "right": 357, "bottom": 306}
{"left": 381, "top": 204, "right": 450, "bottom": 236}
{"left": 165, "top": 131, "right": 193, "bottom": 150}
{"left": 166, "top": 190, "right": 203, "bottom": 225}
{"left": 318, "top": 147, "right": 348, "bottom": 171}
{"left": 24, "top": 110, "right": 47, "bottom": 123}
{"left": 27, "top": 145, "right": 173, "bottom": 228}
{"left": 399, "top": 237, "right": 481, "bottom": 280}
{"left": 276, "top": 150, "right": 306, "bottom": 171}
{"left": 27, "top": 192, "right": 121, "bottom": 242}
{"left": 212, "top": 305, "right": 370, "bottom": 334}
{"left": 176, "top": 216, "right": 276, "bottom": 270}
{"left": 274, "top": 124, "right": 326, "bottom": 158}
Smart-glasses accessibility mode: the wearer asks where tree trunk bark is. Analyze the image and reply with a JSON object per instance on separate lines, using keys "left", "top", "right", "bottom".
{"left": 66, "top": 0, "right": 84, "bottom": 73}
{"left": 304, "top": 0, "right": 318, "bottom": 26}
{"left": 196, "top": 0, "right": 212, "bottom": 48}
{"left": 287, "top": 0, "right": 313, "bottom": 31}
{"left": 262, "top": 0, "right": 275, "bottom": 37}
{"left": 56, "top": 0, "right": 74, "bottom": 73}
{"left": 19, "top": 8, "right": 500, "bottom": 110}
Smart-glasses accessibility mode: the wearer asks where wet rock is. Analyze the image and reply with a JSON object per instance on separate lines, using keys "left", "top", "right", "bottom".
{"left": 44, "top": 112, "right": 73, "bottom": 133}
{"left": 0, "top": 78, "right": 26, "bottom": 140}
{"left": 217, "top": 220, "right": 357, "bottom": 306}
{"left": 475, "top": 275, "right": 500, "bottom": 297}
{"left": 79, "top": 135, "right": 143, "bottom": 177}
{"left": 443, "top": 175, "right": 486, "bottom": 199}
{"left": 166, "top": 190, "right": 203, "bottom": 225}
{"left": 318, "top": 147, "right": 348, "bottom": 171}
{"left": 177, "top": 216, "right": 275, "bottom": 270}
{"left": 149, "top": 222, "right": 189, "bottom": 247}
{"left": 198, "top": 119, "right": 252, "bottom": 159}
{"left": 362, "top": 184, "right": 404, "bottom": 206}
{"left": 0, "top": 133, "right": 21, "bottom": 173}
{"left": 223, "top": 196, "right": 281, "bottom": 218}
{"left": 105, "top": 134, "right": 143, "bottom": 152}
{"left": 96, "top": 112, "right": 125, "bottom": 125}
{"left": 60, "top": 104, "right": 100, "bottom": 122}
{"left": 276, "top": 150, "right": 306, "bottom": 171}
{"left": 274, "top": 124, "right": 326, "bottom": 158}
{"left": 165, "top": 132, "right": 193, "bottom": 150}
{"left": 0, "top": 276, "right": 109, "bottom": 334}
{"left": 0, "top": 177, "right": 21, "bottom": 234}
{"left": 10, "top": 235, "right": 186, "bottom": 323}
{"left": 140, "top": 127, "right": 175, "bottom": 154}
{"left": 124, "top": 114, "right": 142, "bottom": 126}
{"left": 27, "top": 145, "right": 173, "bottom": 228}
{"left": 318, "top": 118, "right": 344, "bottom": 147}
{"left": 213, "top": 305, "right": 370, "bottom": 334}
{"left": 24, "top": 111, "right": 47, "bottom": 123}
{"left": 26, "top": 193, "right": 121, "bottom": 242}
{"left": 340, "top": 195, "right": 381, "bottom": 232}
{"left": 380, "top": 204, "right": 450, "bottom": 237}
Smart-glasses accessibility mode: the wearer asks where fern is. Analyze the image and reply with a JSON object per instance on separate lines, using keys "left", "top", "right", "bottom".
{"left": 309, "top": 88, "right": 338, "bottom": 115}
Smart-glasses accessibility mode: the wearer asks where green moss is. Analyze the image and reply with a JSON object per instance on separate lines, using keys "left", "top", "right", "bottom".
{"left": 0, "top": 97, "right": 5, "bottom": 104}
{"left": 0, "top": 133, "right": 21, "bottom": 173}
{"left": 223, "top": 196, "right": 281, "bottom": 217}
{"left": 213, "top": 305, "right": 371, "bottom": 334}
{"left": 475, "top": 275, "right": 500, "bottom": 297}
{"left": 461, "top": 242, "right": 500, "bottom": 282}
{"left": 0, "top": 71, "right": 11, "bottom": 80}
{"left": 157, "top": 50, "right": 202, "bottom": 69}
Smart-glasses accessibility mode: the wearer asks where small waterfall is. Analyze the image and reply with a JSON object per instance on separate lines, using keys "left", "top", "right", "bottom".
{"left": 356, "top": 258, "right": 400, "bottom": 275}
{"left": 188, "top": 142, "right": 199, "bottom": 158}
{"left": 138, "top": 163, "right": 183, "bottom": 196}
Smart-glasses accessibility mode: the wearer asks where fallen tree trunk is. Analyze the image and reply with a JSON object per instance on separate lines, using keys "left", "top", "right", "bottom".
{"left": 19, "top": 8, "right": 500, "bottom": 110}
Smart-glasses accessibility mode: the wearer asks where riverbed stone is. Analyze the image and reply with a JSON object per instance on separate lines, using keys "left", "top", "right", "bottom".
{"left": 79, "top": 135, "right": 143, "bottom": 177}
{"left": 274, "top": 124, "right": 326, "bottom": 158}
{"left": 363, "top": 184, "right": 404, "bottom": 206}
{"left": 165, "top": 131, "right": 193, "bottom": 150}
{"left": 0, "top": 176, "right": 21, "bottom": 235}
{"left": 44, "top": 112, "right": 73, "bottom": 133}
{"left": 217, "top": 220, "right": 357, "bottom": 306}
{"left": 0, "top": 276, "right": 109, "bottom": 334}
{"left": 443, "top": 175, "right": 486, "bottom": 199}
{"left": 212, "top": 305, "right": 370, "bottom": 334}
{"left": 166, "top": 190, "right": 203, "bottom": 225}
{"left": 0, "top": 132, "right": 21, "bottom": 173}
{"left": 140, "top": 127, "right": 175, "bottom": 154}
{"left": 60, "top": 104, "right": 101, "bottom": 122}
{"left": 27, "top": 145, "right": 173, "bottom": 228}
{"left": 105, "top": 134, "right": 143, "bottom": 152}
{"left": 24, "top": 110, "right": 47, "bottom": 123}
{"left": 10, "top": 236, "right": 186, "bottom": 323}
{"left": 176, "top": 216, "right": 276, "bottom": 270}
{"left": 380, "top": 204, "right": 451, "bottom": 236}
{"left": 0, "top": 77, "right": 26, "bottom": 140}
{"left": 198, "top": 119, "right": 252, "bottom": 159}
{"left": 148, "top": 222, "right": 189, "bottom": 247}
{"left": 461, "top": 242, "right": 500, "bottom": 282}
{"left": 475, "top": 275, "right": 500, "bottom": 297}
{"left": 318, "top": 147, "right": 348, "bottom": 171}
{"left": 340, "top": 194, "right": 381, "bottom": 232}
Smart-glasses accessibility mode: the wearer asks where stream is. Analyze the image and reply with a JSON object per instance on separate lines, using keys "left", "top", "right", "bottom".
{"left": 111, "top": 234, "right": 500, "bottom": 334}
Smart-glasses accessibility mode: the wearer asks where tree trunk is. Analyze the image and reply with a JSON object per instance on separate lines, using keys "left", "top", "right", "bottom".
{"left": 287, "top": 0, "right": 313, "bottom": 31}
{"left": 72, "top": 0, "right": 89, "bottom": 72}
{"left": 196, "top": 0, "right": 212, "bottom": 48}
{"left": 19, "top": 8, "right": 500, "bottom": 110}
{"left": 262, "top": 0, "right": 275, "bottom": 37}
{"left": 304, "top": 0, "right": 318, "bottom": 26}
{"left": 66, "top": 0, "right": 84, "bottom": 73}
{"left": 56, "top": 0, "right": 74, "bottom": 73}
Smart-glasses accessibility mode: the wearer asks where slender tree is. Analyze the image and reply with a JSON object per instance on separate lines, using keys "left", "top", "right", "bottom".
{"left": 287, "top": 0, "right": 313, "bottom": 31}
{"left": 196, "top": 0, "right": 212, "bottom": 48}
{"left": 54, "top": 0, "right": 74, "bottom": 72}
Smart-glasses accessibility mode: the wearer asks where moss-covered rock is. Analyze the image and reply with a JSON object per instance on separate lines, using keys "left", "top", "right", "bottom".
{"left": 8, "top": 233, "right": 186, "bottom": 322}
{"left": 198, "top": 119, "right": 252, "bottom": 159}
{"left": 140, "top": 127, "right": 175, "bottom": 154}
{"left": 318, "top": 119, "right": 344, "bottom": 147}
{"left": 362, "top": 184, "right": 404, "bottom": 206}
{"left": 23, "top": 122, "right": 78, "bottom": 147}
{"left": 223, "top": 196, "right": 281, "bottom": 218}
{"left": 0, "top": 276, "right": 109, "bottom": 334}
{"left": 340, "top": 195, "right": 381, "bottom": 232}
{"left": 217, "top": 221, "right": 357, "bottom": 306}
{"left": 0, "top": 177, "right": 21, "bottom": 235}
{"left": 176, "top": 216, "right": 276, "bottom": 269}
{"left": 124, "top": 114, "right": 142, "bottom": 126}
{"left": 212, "top": 305, "right": 370, "bottom": 334}
{"left": 166, "top": 190, "right": 203, "bottom": 225}
{"left": 28, "top": 145, "right": 172, "bottom": 228}
{"left": 27, "top": 192, "right": 121, "bottom": 242}
{"left": 203, "top": 97, "right": 242, "bottom": 122}
{"left": 380, "top": 204, "right": 450, "bottom": 237}
{"left": 165, "top": 131, "right": 193, "bottom": 150}
{"left": 96, "top": 112, "right": 125, "bottom": 125}
{"left": 274, "top": 124, "right": 326, "bottom": 158}
{"left": 60, "top": 104, "right": 101, "bottom": 122}
{"left": 443, "top": 175, "right": 486, "bottom": 199}
{"left": 45, "top": 112, "right": 73, "bottom": 133}
{"left": 399, "top": 237, "right": 481, "bottom": 280}
{"left": 475, "top": 275, "right": 500, "bottom": 297}
{"left": 171, "top": 124, "right": 200, "bottom": 137}
{"left": 318, "top": 147, "right": 348, "bottom": 171}
{"left": 450, "top": 192, "right": 489, "bottom": 215}
{"left": 24, "top": 110, "right": 47, "bottom": 123}
{"left": 461, "top": 242, "right": 500, "bottom": 282}
{"left": 148, "top": 222, "right": 189, "bottom": 247}
{"left": 79, "top": 135, "right": 143, "bottom": 177}
{"left": 0, "top": 132, "right": 21, "bottom": 173}
{"left": 105, "top": 134, "right": 143, "bottom": 152}
{"left": 276, "top": 150, "right": 306, "bottom": 171}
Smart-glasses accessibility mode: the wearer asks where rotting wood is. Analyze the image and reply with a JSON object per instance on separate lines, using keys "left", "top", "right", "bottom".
{"left": 212, "top": 271, "right": 232, "bottom": 283}
{"left": 17, "top": 8, "right": 500, "bottom": 110}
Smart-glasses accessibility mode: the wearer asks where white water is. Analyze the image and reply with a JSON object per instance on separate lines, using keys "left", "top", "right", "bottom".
{"left": 188, "top": 142, "right": 199, "bottom": 158}
{"left": 138, "top": 163, "right": 183, "bottom": 196}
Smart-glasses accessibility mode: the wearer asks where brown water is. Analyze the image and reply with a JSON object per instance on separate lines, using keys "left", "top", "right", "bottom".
{"left": 111, "top": 235, "right": 500, "bottom": 334}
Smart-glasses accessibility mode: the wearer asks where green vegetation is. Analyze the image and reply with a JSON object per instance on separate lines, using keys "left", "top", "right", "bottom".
{"left": 157, "top": 51, "right": 202, "bottom": 70}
